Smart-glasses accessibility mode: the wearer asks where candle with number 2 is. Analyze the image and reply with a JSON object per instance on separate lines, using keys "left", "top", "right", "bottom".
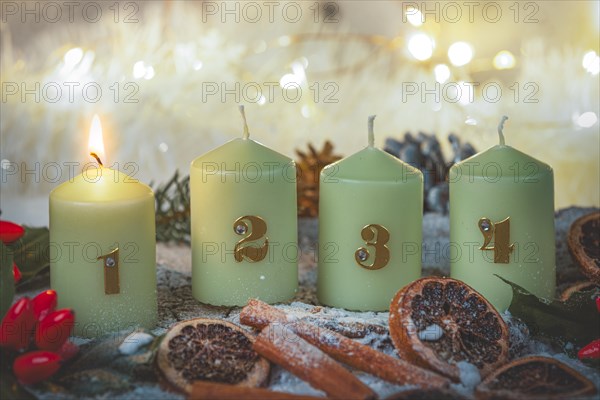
{"left": 190, "top": 106, "right": 298, "bottom": 306}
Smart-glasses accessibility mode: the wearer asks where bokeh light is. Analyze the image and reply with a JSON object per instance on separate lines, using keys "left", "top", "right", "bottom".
{"left": 448, "top": 42, "right": 473, "bottom": 66}
{"left": 406, "top": 7, "right": 423, "bottom": 27}
{"left": 408, "top": 33, "right": 434, "bottom": 61}
{"left": 434, "top": 64, "right": 451, "bottom": 83}
{"left": 493, "top": 51, "right": 516, "bottom": 69}
{"left": 582, "top": 51, "right": 600, "bottom": 75}
{"left": 577, "top": 112, "right": 598, "bottom": 127}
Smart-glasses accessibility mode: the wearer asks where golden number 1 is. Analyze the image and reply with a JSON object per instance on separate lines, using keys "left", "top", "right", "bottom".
{"left": 355, "top": 224, "right": 390, "bottom": 270}
{"left": 478, "top": 217, "right": 515, "bottom": 264}
{"left": 233, "top": 215, "right": 269, "bottom": 262}
{"left": 98, "top": 248, "right": 120, "bottom": 295}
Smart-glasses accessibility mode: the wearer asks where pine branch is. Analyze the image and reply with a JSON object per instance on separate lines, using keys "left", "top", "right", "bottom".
{"left": 152, "top": 170, "right": 191, "bottom": 244}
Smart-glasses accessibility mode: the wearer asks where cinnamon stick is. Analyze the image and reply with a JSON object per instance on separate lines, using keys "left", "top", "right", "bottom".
{"left": 188, "top": 382, "right": 323, "bottom": 400}
{"left": 254, "top": 324, "right": 376, "bottom": 400}
{"left": 241, "top": 299, "right": 449, "bottom": 389}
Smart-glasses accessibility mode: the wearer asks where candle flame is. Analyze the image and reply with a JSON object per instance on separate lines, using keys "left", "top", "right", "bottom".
{"left": 88, "top": 114, "right": 105, "bottom": 166}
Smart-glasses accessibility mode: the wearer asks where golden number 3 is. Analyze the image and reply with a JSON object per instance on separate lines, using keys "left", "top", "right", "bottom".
{"left": 355, "top": 224, "right": 390, "bottom": 270}
{"left": 234, "top": 215, "right": 269, "bottom": 262}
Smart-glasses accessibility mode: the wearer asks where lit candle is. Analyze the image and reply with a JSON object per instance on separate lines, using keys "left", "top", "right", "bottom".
{"left": 49, "top": 115, "right": 157, "bottom": 337}
{"left": 190, "top": 106, "right": 298, "bottom": 306}
{"left": 317, "top": 116, "right": 423, "bottom": 311}
{"left": 450, "top": 116, "right": 555, "bottom": 311}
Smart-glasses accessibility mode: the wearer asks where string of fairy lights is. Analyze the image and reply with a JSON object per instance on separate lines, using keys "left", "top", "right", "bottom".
{"left": 2, "top": 3, "right": 598, "bottom": 122}
{"left": 0, "top": 1, "right": 598, "bottom": 210}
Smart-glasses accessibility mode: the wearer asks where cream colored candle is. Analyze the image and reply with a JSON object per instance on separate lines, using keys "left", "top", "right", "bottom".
{"left": 190, "top": 107, "right": 297, "bottom": 306}
{"left": 50, "top": 115, "right": 157, "bottom": 337}
{"left": 450, "top": 116, "right": 555, "bottom": 312}
{"left": 318, "top": 116, "right": 423, "bottom": 311}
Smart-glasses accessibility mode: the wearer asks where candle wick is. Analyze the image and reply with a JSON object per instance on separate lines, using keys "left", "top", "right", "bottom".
{"left": 497, "top": 115, "right": 508, "bottom": 146}
{"left": 90, "top": 152, "right": 103, "bottom": 167}
{"left": 368, "top": 115, "right": 376, "bottom": 147}
{"left": 238, "top": 105, "right": 250, "bottom": 140}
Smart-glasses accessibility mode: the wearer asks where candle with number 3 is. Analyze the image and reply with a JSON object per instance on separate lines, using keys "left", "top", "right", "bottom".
{"left": 450, "top": 116, "right": 555, "bottom": 312}
{"left": 190, "top": 106, "right": 298, "bottom": 306}
{"left": 318, "top": 116, "right": 423, "bottom": 311}
{"left": 49, "top": 115, "right": 157, "bottom": 337}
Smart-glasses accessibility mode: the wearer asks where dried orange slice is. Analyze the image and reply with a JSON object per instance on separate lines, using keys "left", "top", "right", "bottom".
{"left": 157, "top": 318, "right": 270, "bottom": 393}
{"left": 560, "top": 281, "right": 598, "bottom": 301}
{"left": 389, "top": 277, "right": 509, "bottom": 381}
{"left": 568, "top": 211, "right": 600, "bottom": 285}
{"left": 475, "top": 356, "right": 597, "bottom": 400}
{"left": 385, "top": 388, "right": 468, "bottom": 400}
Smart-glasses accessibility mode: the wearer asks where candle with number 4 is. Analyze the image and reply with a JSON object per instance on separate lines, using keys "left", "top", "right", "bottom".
{"left": 450, "top": 116, "right": 555, "bottom": 312}
{"left": 318, "top": 116, "right": 423, "bottom": 311}
{"left": 50, "top": 115, "right": 157, "bottom": 338}
{"left": 190, "top": 106, "right": 297, "bottom": 306}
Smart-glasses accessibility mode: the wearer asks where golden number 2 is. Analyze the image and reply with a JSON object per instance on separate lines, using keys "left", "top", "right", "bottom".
{"left": 478, "top": 217, "right": 514, "bottom": 264}
{"left": 355, "top": 224, "right": 390, "bottom": 270}
{"left": 234, "top": 215, "right": 269, "bottom": 262}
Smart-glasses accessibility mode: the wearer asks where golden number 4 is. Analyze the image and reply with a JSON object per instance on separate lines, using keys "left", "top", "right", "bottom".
{"left": 478, "top": 217, "right": 515, "bottom": 264}
{"left": 234, "top": 215, "right": 269, "bottom": 263}
{"left": 355, "top": 224, "right": 390, "bottom": 270}
{"left": 98, "top": 248, "right": 120, "bottom": 295}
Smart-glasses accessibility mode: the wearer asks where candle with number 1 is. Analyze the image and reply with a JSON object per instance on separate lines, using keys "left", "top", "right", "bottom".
{"left": 50, "top": 115, "right": 157, "bottom": 338}
{"left": 450, "top": 116, "right": 555, "bottom": 312}
{"left": 318, "top": 116, "right": 423, "bottom": 311}
{"left": 190, "top": 106, "right": 298, "bottom": 306}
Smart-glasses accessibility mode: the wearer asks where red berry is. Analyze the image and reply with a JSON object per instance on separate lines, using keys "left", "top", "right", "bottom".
{"left": 13, "top": 351, "right": 61, "bottom": 385}
{"left": 0, "top": 221, "right": 25, "bottom": 243}
{"left": 578, "top": 339, "right": 600, "bottom": 360}
{"left": 12, "top": 263, "right": 22, "bottom": 283}
{"left": 596, "top": 296, "right": 600, "bottom": 314}
{"left": 0, "top": 297, "right": 35, "bottom": 351}
{"left": 56, "top": 340, "right": 79, "bottom": 361}
{"left": 32, "top": 290, "right": 57, "bottom": 322}
{"left": 35, "top": 309, "right": 74, "bottom": 351}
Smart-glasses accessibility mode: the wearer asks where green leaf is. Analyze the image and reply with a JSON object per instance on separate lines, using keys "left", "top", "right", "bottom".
{"left": 0, "top": 242, "right": 15, "bottom": 318}
{"left": 499, "top": 275, "right": 600, "bottom": 348}
{"left": 7, "top": 227, "right": 50, "bottom": 285}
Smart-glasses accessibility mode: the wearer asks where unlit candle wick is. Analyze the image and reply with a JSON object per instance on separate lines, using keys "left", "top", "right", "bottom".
{"left": 239, "top": 105, "right": 250, "bottom": 140}
{"left": 497, "top": 115, "right": 509, "bottom": 146}
{"left": 368, "top": 115, "right": 376, "bottom": 147}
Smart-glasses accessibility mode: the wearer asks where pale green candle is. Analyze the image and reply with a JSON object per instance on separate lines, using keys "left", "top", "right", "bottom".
{"left": 190, "top": 106, "right": 297, "bottom": 306}
{"left": 50, "top": 115, "right": 157, "bottom": 338}
{"left": 450, "top": 116, "right": 555, "bottom": 312}
{"left": 318, "top": 116, "right": 423, "bottom": 311}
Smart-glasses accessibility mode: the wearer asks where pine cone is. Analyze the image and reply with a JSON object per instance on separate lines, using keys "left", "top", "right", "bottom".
{"left": 295, "top": 141, "right": 342, "bottom": 217}
{"left": 384, "top": 133, "right": 476, "bottom": 214}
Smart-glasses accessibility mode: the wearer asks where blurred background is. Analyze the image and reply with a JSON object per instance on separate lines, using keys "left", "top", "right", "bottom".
{"left": 1, "top": 0, "right": 599, "bottom": 225}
